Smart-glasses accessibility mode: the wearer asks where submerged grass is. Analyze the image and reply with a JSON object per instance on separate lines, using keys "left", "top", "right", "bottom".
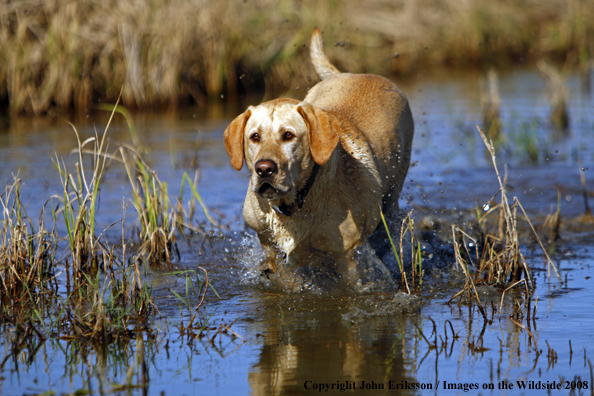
{"left": 2, "top": 0, "right": 593, "bottom": 115}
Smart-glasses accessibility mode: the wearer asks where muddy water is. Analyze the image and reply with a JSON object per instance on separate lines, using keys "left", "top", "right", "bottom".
{"left": 1, "top": 67, "right": 594, "bottom": 395}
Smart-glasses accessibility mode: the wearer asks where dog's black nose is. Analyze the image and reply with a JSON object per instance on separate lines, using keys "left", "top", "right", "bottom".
{"left": 255, "top": 159, "right": 278, "bottom": 177}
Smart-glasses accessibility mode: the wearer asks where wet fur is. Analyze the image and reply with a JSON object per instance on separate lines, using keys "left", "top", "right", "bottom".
{"left": 224, "top": 29, "right": 414, "bottom": 292}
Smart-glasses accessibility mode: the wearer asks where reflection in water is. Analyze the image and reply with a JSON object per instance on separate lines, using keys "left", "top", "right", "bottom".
{"left": 0, "top": 331, "right": 153, "bottom": 395}
{"left": 247, "top": 299, "right": 418, "bottom": 396}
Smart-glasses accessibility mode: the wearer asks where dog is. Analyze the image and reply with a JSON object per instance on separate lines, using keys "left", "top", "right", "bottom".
{"left": 224, "top": 29, "right": 414, "bottom": 292}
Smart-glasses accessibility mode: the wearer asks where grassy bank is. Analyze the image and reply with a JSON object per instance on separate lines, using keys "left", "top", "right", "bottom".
{"left": 1, "top": 0, "right": 592, "bottom": 115}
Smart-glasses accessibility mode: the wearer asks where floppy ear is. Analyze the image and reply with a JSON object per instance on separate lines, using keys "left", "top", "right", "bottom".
{"left": 223, "top": 109, "right": 251, "bottom": 171}
{"left": 297, "top": 102, "right": 340, "bottom": 165}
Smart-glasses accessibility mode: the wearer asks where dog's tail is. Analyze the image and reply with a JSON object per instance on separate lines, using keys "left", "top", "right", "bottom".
{"left": 310, "top": 28, "right": 340, "bottom": 80}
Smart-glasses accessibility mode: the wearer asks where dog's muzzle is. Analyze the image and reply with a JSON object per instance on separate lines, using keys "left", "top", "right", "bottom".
{"left": 255, "top": 159, "right": 281, "bottom": 198}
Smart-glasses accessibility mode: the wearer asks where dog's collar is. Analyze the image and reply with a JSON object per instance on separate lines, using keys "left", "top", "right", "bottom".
{"left": 272, "top": 163, "right": 320, "bottom": 216}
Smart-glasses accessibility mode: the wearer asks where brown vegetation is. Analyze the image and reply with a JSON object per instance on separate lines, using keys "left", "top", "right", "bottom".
{"left": 0, "top": 105, "right": 216, "bottom": 351}
{"left": 449, "top": 126, "right": 559, "bottom": 324}
{"left": 1, "top": 0, "right": 592, "bottom": 115}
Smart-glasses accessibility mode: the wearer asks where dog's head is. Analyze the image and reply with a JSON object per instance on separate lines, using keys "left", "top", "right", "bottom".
{"left": 224, "top": 98, "right": 340, "bottom": 203}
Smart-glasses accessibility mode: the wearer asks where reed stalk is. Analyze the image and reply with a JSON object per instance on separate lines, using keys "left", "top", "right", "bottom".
{"left": 380, "top": 209, "right": 424, "bottom": 293}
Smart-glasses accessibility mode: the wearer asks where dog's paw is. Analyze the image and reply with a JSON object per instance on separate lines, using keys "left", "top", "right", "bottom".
{"left": 260, "top": 267, "right": 275, "bottom": 279}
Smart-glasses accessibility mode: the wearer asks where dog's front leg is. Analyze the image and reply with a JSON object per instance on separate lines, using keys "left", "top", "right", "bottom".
{"left": 257, "top": 232, "right": 283, "bottom": 275}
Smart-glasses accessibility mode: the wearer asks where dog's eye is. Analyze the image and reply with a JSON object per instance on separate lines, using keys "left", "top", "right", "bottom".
{"left": 250, "top": 133, "right": 260, "bottom": 142}
{"left": 283, "top": 131, "right": 294, "bottom": 141}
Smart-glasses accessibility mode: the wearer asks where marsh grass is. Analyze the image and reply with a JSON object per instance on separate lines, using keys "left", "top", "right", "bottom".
{"left": 179, "top": 171, "right": 218, "bottom": 228}
{"left": 513, "top": 119, "right": 543, "bottom": 164}
{"left": 53, "top": 122, "right": 113, "bottom": 272}
{"left": 449, "top": 126, "right": 560, "bottom": 320}
{"left": 0, "top": 177, "right": 58, "bottom": 331}
{"left": 120, "top": 145, "right": 179, "bottom": 263}
{"left": 0, "top": 184, "right": 156, "bottom": 346}
{"left": 495, "top": 115, "right": 558, "bottom": 165}
{"left": 118, "top": 140, "right": 220, "bottom": 264}
{"left": 2, "top": 0, "right": 593, "bottom": 115}
{"left": 381, "top": 210, "right": 424, "bottom": 294}
{"left": 167, "top": 270, "right": 240, "bottom": 343}
{"left": 0, "top": 105, "right": 187, "bottom": 360}
{"left": 95, "top": 103, "right": 140, "bottom": 146}
{"left": 0, "top": 104, "right": 232, "bottom": 396}
{"left": 59, "top": 248, "right": 157, "bottom": 342}
{"left": 93, "top": 101, "right": 219, "bottom": 262}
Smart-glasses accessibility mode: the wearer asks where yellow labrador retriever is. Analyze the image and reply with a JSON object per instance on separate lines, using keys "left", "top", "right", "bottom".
{"left": 224, "top": 29, "right": 414, "bottom": 292}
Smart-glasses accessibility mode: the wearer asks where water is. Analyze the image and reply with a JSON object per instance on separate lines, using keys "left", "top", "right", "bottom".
{"left": 1, "top": 67, "right": 594, "bottom": 395}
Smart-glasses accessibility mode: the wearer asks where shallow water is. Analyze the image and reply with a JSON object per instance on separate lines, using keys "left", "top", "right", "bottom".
{"left": 1, "top": 67, "right": 594, "bottom": 395}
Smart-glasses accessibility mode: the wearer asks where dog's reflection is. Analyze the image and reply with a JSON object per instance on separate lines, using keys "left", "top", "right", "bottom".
{"left": 248, "top": 310, "right": 415, "bottom": 395}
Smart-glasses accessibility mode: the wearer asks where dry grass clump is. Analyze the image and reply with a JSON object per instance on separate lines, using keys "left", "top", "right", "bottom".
{"left": 1, "top": 0, "right": 593, "bottom": 115}
{"left": 449, "top": 126, "right": 559, "bottom": 319}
